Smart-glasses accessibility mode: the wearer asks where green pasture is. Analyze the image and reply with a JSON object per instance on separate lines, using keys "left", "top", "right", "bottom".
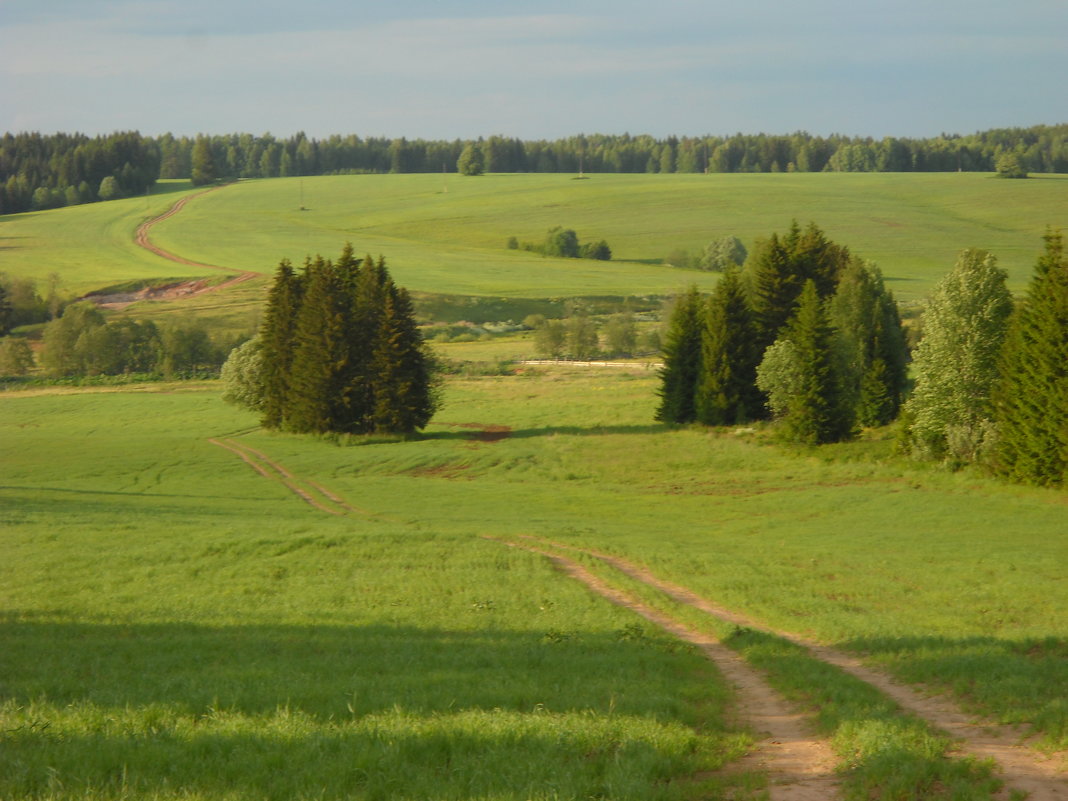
{"left": 3, "top": 368, "right": 1066, "bottom": 799}
{"left": 2, "top": 173, "right": 1066, "bottom": 320}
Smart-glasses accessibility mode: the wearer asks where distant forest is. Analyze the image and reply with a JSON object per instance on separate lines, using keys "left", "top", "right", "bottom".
{"left": 2, "top": 124, "right": 1066, "bottom": 215}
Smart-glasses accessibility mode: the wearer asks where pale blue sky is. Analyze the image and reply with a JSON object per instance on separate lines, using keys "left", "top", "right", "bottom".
{"left": 1, "top": 0, "right": 1065, "bottom": 139}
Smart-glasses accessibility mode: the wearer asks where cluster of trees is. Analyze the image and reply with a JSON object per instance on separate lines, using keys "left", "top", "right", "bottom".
{"left": 528, "top": 311, "right": 645, "bottom": 360}
{"left": 657, "top": 224, "right": 1068, "bottom": 487}
{"left": 657, "top": 222, "right": 908, "bottom": 444}
{"left": 0, "top": 272, "right": 65, "bottom": 333}
{"left": 4, "top": 125, "right": 1064, "bottom": 215}
{"left": 665, "top": 235, "right": 748, "bottom": 272}
{"left": 228, "top": 245, "right": 438, "bottom": 435}
{"left": 2, "top": 302, "right": 229, "bottom": 378}
{"left": 508, "top": 228, "right": 612, "bottom": 260}
{"left": 0, "top": 132, "right": 160, "bottom": 214}
{"left": 900, "top": 233, "right": 1068, "bottom": 487}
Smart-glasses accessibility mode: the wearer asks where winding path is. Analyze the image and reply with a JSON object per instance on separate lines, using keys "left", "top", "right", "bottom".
{"left": 519, "top": 535, "right": 1068, "bottom": 801}
{"left": 91, "top": 185, "right": 260, "bottom": 309}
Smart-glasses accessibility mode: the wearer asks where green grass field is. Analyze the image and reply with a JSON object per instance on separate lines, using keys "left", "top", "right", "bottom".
{"left": 3, "top": 172, "right": 1067, "bottom": 798}
{"left": 3, "top": 173, "right": 1066, "bottom": 315}
{"left": 2, "top": 369, "right": 1065, "bottom": 799}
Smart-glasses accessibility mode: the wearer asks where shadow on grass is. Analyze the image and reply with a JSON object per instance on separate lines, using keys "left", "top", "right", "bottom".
{"left": 0, "top": 620, "right": 745, "bottom": 799}
{"left": 0, "top": 621, "right": 692, "bottom": 719}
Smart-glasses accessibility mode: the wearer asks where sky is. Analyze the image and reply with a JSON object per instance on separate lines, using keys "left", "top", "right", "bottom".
{"left": 1, "top": 0, "right": 1066, "bottom": 141}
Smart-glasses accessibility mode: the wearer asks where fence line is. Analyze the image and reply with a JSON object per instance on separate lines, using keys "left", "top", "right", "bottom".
{"left": 517, "top": 359, "right": 662, "bottom": 369}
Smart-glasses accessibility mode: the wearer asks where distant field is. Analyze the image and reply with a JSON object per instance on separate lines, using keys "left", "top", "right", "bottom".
{"left": 2, "top": 370, "right": 1065, "bottom": 798}
{"left": 2, "top": 173, "right": 1066, "bottom": 314}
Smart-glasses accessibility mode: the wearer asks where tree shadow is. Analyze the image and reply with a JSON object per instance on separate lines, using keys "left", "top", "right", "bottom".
{"left": 0, "top": 619, "right": 732, "bottom": 798}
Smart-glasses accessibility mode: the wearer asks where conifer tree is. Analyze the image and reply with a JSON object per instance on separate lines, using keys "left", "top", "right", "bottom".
{"left": 285, "top": 257, "right": 347, "bottom": 433}
{"left": 766, "top": 280, "right": 853, "bottom": 444}
{"left": 655, "top": 286, "right": 704, "bottom": 423}
{"left": 260, "top": 259, "right": 303, "bottom": 429}
{"left": 829, "top": 259, "right": 908, "bottom": 427}
{"left": 902, "top": 249, "right": 1012, "bottom": 462}
{"left": 746, "top": 221, "right": 851, "bottom": 351}
{"left": 695, "top": 268, "right": 763, "bottom": 424}
{"left": 992, "top": 230, "right": 1068, "bottom": 486}
{"left": 370, "top": 285, "right": 438, "bottom": 434}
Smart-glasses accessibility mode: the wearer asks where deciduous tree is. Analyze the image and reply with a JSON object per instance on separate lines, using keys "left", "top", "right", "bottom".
{"left": 902, "top": 249, "right": 1013, "bottom": 462}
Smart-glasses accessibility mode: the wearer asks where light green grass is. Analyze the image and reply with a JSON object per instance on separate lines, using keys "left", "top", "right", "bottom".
{"left": 0, "top": 181, "right": 231, "bottom": 294}
{"left": 4, "top": 174, "right": 1065, "bottom": 312}
{"left": 2, "top": 369, "right": 1066, "bottom": 798}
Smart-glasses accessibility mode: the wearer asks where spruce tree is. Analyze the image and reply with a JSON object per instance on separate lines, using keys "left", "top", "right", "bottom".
{"left": 655, "top": 286, "right": 704, "bottom": 424}
{"left": 992, "top": 230, "right": 1068, "bottom": 486}
{"left": 370, "top": 284, "right": 438, "bottom": 434}
{"left": 829, "top": 260, "right": 908, "bottom": 427}
{"left": 746, "top": 221, "right": 850, "bottom": 352}
{"left": 773, "top": 280, "right": 853, "bottom": 445}
{"left": 902, "top": 249, "right": 1012, "bottom": 463}
{"left": 285, "top": 257, "right": 347, "bottom": 433}
{"left": 695, "top": 268, "right": 763, "bottom": 425}
{"left": 260, "top": 259, "right": 303, "bottom": 429}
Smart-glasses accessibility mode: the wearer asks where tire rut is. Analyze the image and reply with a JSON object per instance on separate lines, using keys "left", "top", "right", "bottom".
{"left": 208, "top": 438, "right": 355, "bottom": 516}
{"left": 487, "top": 535, "right": 843, "bottom": 801}
{"left": 520, "top": 535, "right": 1067, "bottom": 801}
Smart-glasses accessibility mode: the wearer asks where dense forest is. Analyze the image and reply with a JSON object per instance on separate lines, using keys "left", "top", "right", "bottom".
{"left": 2, "top": 124, "right": 1066, "bottom": 215}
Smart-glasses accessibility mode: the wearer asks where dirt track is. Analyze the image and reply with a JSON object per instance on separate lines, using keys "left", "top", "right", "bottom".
{"left": 519, "top": 535, "right": 1068, "bottom": 801}
{"left": 89, "top": 185, "right": 260, "bottom": 309}
{"left": 492, "top": 535, "right": 842, "bottom": 800}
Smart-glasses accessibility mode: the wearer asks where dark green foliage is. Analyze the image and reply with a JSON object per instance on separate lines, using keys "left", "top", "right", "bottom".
{"left": 775, "top": 281, "right": 854, "bottom": 445}
{"left": 370, "top": 286, "right": 438, "bottom": 434}
{"left": 257, "top": 245, "right": 437, "bottom": 435}
{"left": 0, "top": 282, "right": 11, "bottom": 336}
{"left": 260, "top": 260, "right": 303, "bottom": 429}
{"left": 545, "top": 228, "right": 580, "bottom": 258}
{"left": 746, "top": 221, "right": 851, "bottom": 352}
{"left": 655, "top": 286, "right": 703, "bottom": 424}
{"left": 993, "top": 230, "right": 1068, "bottom": 487}
{"left": 284, "top": 258, "right": 348, "bottom": 433}
{"left": 829, "top": 260, "right": 909, "bottom": 427}
{"left": 695, "top": 268, "right": 763, "bottom": 425}
{"left": 190, "top": 136, "right": 217, "bottom": 186}
{"left": 580, "top": 240, "right": 612, "bottom": 260}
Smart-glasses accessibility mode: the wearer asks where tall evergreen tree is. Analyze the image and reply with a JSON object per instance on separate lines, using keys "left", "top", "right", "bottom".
{"left": 992, "top": 230, "right": 1068, "bottom": 486}
{"left": 260, "top": 259, "right": 303, "bottom": 429}
{"left": 695, "top": 268, "right": 763, "bottom": 424}
{"left": 746, "top": 221, "right": 850, "bottom": 352}
{"left": 0, "top": 282, "right": 12, "bottom": 336}
{"left": 285, "top": 257, "right": 348, "bottom": 433}
{"left": 767, "top": 280, "right": 854, "bottom": 444}
{"left": 902, "top": 249, "right": 1013, "bottom": 462}
{"left": 370, "top": 285, "right": 438, "bottom": 434}
{"left": 655, "top": 286, "right": 704, "bottom": 424}
{"left": 829, "top": 259, "right": 909, "bottom": 427}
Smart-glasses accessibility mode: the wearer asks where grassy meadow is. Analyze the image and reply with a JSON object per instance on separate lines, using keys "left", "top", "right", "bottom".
{"left": 3, "top": 172, "right": 1067, "bottom": 798}
{"left": 3, "top": 173, "right": 1066, "bottom": 316}
{"left": 3, "top": 367, "right": 1066, "bottom": 799}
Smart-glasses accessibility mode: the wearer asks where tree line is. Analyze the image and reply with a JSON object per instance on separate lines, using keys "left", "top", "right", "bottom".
{"left": 223, "top": 245, "right": 438, "bottom": 436}
{"left": 0, "top": 301, "right": 233, "bottom": 380}
{"left": 656, "top": 224, "right": 1068, "bottom": 488}
{"left": 4, "top": 124, "right": 1066, "bottom": 214}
